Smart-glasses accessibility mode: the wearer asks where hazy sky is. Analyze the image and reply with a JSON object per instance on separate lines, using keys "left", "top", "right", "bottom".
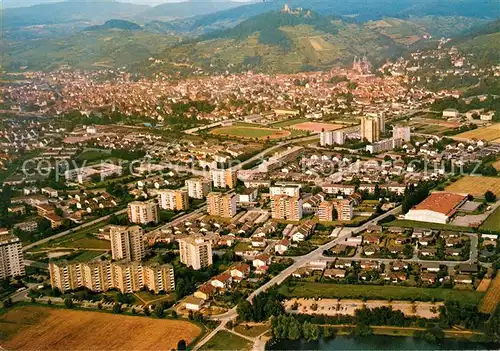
{"left": 3, "top": 0, "right": 256, "bottom": 9}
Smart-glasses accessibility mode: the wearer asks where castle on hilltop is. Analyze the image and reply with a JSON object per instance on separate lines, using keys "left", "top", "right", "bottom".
{"left": 353, "top": 56, "right": 372, "bottom": 74}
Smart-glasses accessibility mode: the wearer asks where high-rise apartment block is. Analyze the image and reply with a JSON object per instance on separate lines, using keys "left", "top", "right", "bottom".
{"left": 127, "top": 200, "right": 159, "bottom": 224}
{"left": 269, "top": 185, "right": 301, "bottom": 197}
{"left": 392, "top": 126, "right": 411, "bottom": 142}
{"left": 317, "top": 201, "right": 334, "bottom": 222}
{"left": 159, "top": 189, "right": 189, "bottom": 211}
{"left": 211, "top": 169, "right": 238, "bottom": 189}
{"left": 185, "top": 177, "right": 212, "bottom": 199}
{"left": 178, "top": 237, "right": 213, "bottom": 270}
{"left": 0, "top": 233, "right": 24, "bottom": 280}
{"left": 207, "top": 192, "right": 237, "bottom": 218}
{"left": 271, "top": 195, "right": 303, "bottom": 221}
{"left": 320, "top": 130, "right": 344, "bottom": 146}
{"left": 361, "top": 114, "right": 385, "bottom": 142}
{"left": 109, "top": 225, "right": 145, "bottom": 262}
{"left": 333, "top": 199, "right": 353, "bottom": 221}
{"left": 49, "top": 260, "right": 174, "bottom": 294}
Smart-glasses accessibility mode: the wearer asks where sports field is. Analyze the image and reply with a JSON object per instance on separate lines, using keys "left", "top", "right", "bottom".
{"left": 287, "top": 121, "right": 343, "bottom": 132}
{"left": 0, "top": 306, "right": 202, "bottom": 350}
{"left": 210, "top": 126, "right": 291, "bottom": 140}
{"left": 454, "top": 123, "right": 500, "bottom": 143}
{"left": 445, "top": 176, "right": 500, "bottom": 197}
{"left": 479, "top": 275, "right": 500, "bottom": 314}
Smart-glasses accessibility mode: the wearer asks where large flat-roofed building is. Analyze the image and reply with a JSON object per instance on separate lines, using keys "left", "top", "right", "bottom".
{"left": 49, "top": 260, "right": 175, "bottom": 294}
{"left": 0, "top": 233, "right": 24, "bottom": 280}
{"left": 207, "top": 192, "right": 237, "bottom": 218}
{"left": 271, "top": 195, "right": 303, "bottom": 221}
{"left": 64, "top": 163, "right": 122, "bottom": 184}
{"left": 186, "top": 177, "right": 212, "bottom": 199}
{"left": 405, "top": 192, "right": 468, "bottom": 224}
{"left": 159, "top": 189, "right": 189, "bottom": 211}
{"left": 178, "top": 237, "right": 213, "bottom": 270}
{"left": 211, "top": 169, "right": 238, "bottom": 189}
{"left": 109, "top": 225, "right": 145, "bottom": 262}
{"left": 128, "top": 200, "right": 159, "bottom": 224}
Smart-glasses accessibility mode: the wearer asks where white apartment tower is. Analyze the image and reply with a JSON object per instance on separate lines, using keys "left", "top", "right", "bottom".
{"left": 109, "top": 225, "right": 146, "bottom": 261}
{"left": 178, "top": 237, "right": 213, "bottom": 270}
{"left": 185, "top": 177, "right": 212, "bottom": 199}
{"left": 127, "top": 200, "right": 159, "bottom": 224}
{"left": 320, "top": 130, "right": 344, "bottom": 146}
{"left": 0, "top": 233, "right": 24, "bottom": 279}
{"left": 211, "top": 169, "right": 238, "bottom": 189}
{"left": 159, "top": 189, "right": 189, "bottom": 211}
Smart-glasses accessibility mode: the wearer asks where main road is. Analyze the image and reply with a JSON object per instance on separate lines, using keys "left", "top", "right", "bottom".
{"left": 192, "top": 206, "right": 401, "bottom": 351}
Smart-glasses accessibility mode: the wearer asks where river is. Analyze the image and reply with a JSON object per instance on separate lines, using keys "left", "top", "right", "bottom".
{"left": 268, "top": 335, "right": 499, "bottom": 350}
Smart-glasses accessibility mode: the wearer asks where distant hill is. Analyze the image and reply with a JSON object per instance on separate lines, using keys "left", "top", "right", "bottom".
{"left": 135, "top": 0, "right": 247, "bottom": 22}
{"left": 151, "top": 10, "right": 409, "bottom": 74}
{"left": 0, "top": 31, "right": 179, "bottom": 72}
{"left": 84, "top": 19, "right": 142, "bottom": 31}
{"left": 182, "top": 0, "right": 499, "bottom": 32}
{"left": 1, "top": 1, "right": 149, "bottom": 28}
{"left": 453, "top": 19, "right": 500, "bottom": 66}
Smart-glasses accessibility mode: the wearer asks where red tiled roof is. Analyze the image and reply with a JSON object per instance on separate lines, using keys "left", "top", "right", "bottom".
{"left": 413, "top": 192, "right": 467, "bottom": 216}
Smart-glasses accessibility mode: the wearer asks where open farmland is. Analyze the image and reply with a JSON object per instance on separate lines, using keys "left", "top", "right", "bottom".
{"left": 454, "top": 123, "right": 500, "bottom": 143}
{"left": 481, "top": 206, "right": 500, "bottom": 231}
{"left": 287, "top": 121, "right": 343, "bottom": 132}
{"left": 0, "top": 306, "right": 202, "bottom": 350}
{"left": 277, "top": 282, "right": 484, "bottom": 304}
{"left": 479, "top": 275, "right": 500, "bottom": 314}
{"left": 445, "top": 176, "right": 500, "bottom": 197}
{"left": 210, "top": 126, "right": 291, "bottom": 140}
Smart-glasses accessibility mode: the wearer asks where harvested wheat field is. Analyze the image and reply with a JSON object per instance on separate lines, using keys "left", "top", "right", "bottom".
{"left": 479, "top": 275, "right": 500, "bottom": 314}
{"left": 476, "top": 278, "right": 492, "bottom": 292}
{"left": 0, "top": 306, "right": 202, "bottom": 350}
{"left": 445, "top": 176, "right": 500, "bottom": 197}
{"left": 454, "top": 123, "right": 500, "bottom": 143}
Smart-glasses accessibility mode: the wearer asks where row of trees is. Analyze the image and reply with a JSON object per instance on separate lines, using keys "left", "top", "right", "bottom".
{"left": 237, "top": 292, "right": 284, "bottom": 322}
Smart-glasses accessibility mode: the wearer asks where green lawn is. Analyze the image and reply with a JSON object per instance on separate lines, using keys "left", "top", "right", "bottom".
{"left": 77, "top": 149, "right": 111, "bottom": 162}
{"left": 384, "top": 219, "right": 470, "bottom": 232}
{"left": 277, "top": 282, "right": 484, "bottom": 304}
{"left": 210, "top": 126, "right": 286, "bottom": 139}
{"left": 38, "top": 223, "right": 110, "bottom": 250}
{"left": 72, "top": 250, "right": 107, "bottom": 261}
{"left": 200, "top": 330, "right": 252, "bottom": 351}
{"left": 233, "top": 324, "right": 269, "bottom": 338}
{"left": 480, "top": 206, "right": 500, "bottom": 231}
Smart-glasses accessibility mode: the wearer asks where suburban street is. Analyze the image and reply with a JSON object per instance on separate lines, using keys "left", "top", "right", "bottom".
{"left": 193, "top": 205, "right": 402, "bottom": 351}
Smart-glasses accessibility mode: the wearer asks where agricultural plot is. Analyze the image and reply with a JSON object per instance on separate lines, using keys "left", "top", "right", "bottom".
{"left": 481, "top": 206, "right": 500, "bottom": 232}
{"left": 454, "top": 123, "right": 500, "bottom": 143}
{"left": 445, "top": 176, "right": 500, "bottom": 197}
{"left": 479, "top": 275, "right": 500, "bottom": 313}
{"left": 0, "top": 306, "right": 202, "bottom": 350}
{"left": 210, "top": 126, "right": 291, "bottom": 140}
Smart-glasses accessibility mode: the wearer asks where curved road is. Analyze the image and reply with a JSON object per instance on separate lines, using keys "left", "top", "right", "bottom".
{"left": 193, "top": 206, "right": 402, "bottom": 350}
